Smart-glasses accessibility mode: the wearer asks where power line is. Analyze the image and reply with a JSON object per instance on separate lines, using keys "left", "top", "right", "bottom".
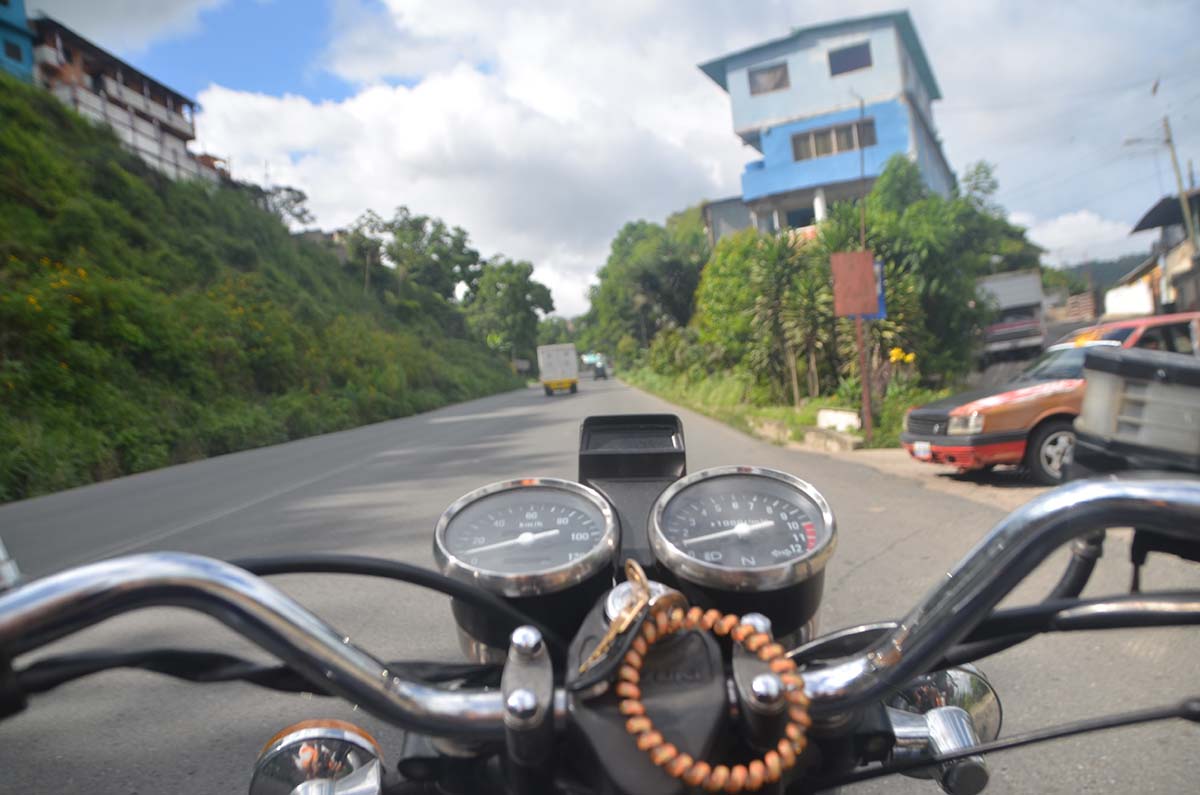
{"left": 939, "top": 61, "right": 1200, "bottom": 114}
{"left": 999, "top": 141, "right": 1143, "bottom": 201}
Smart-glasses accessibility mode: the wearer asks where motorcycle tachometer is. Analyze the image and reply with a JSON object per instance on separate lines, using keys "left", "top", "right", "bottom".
{"left": 649, "top": 466, "right": 836, "bottom": 641}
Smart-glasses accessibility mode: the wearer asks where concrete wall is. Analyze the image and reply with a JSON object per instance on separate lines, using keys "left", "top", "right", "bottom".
{"left": 896, "top": 31, "right": 932, "bottom": 124}
{"left": 0, "top": 30, "right": 34, "bottom": 82}
{"left": 704, "top": 197, "right": 755, "bottom": 243}
{"left": 725, "top": 19, "right": 904, "bottom": 138}
{"left": 909, "top": 103, "right": 954, "bottom": 196}
{"left": 50, "top": 83, "right": 217, "bottom": 183}
{"left": 741, "top": 99, "right": 910, "bottom": 201}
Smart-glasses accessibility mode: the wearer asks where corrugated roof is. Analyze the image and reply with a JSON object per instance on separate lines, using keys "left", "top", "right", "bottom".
{"left": 698, "top": 11, "right": 941, "bottom": 101}
{"left": 1132, "top": 189, "right": 1200, "bottom": 233}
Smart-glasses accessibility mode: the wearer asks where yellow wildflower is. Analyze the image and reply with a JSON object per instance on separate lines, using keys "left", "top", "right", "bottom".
{"left": 889, "top": 347, "right": 905, "bottom": 363}
{"left": 77, "top": 267, "right": 88, "bottom": 280}
{"left": 904, "top": 352, "right": 916, "bottom": 364}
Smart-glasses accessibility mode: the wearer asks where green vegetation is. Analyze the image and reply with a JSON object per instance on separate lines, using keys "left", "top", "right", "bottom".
{"left": 593, "top": 157, "right": 1040, "bottom": 447}
{"left": 0, "top": 73, "right": 530, "bottom": 502}
{"left": 575, "top": 206, "right": 710, "bottom": 367}
{"left": 1059, "top": 252, "right": 1148, "bottom": 294}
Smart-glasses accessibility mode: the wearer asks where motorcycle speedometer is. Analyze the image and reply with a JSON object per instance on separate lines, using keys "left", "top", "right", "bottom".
{"left": 649, "top": 465, "right": 836, "bottom": 642}
{"left": 434, "top": 478, "right": 618, "bottom": 661}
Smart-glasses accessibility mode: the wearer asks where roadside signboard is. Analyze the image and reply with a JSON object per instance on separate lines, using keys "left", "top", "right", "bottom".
{"left": 830, "top": 251, "right": 877, "bottom": 317}
{"left": 830, "top": 249, "right": 879, "bottom": 443}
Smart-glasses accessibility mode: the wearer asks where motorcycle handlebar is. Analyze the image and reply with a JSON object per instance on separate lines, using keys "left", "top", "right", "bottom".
{"left": 0, "top": 476, "right": 1198, "bottom": 735}
{"left": 801, "top": 475, "right": 1200, "bottom": 715}
{"left": 0, "top": 552, "right": 520, "bottom": 738}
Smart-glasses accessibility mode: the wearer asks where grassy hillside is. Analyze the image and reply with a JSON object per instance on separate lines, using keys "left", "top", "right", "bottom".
{"left": 0, "top": 73, "right": 520, "bottom": 502}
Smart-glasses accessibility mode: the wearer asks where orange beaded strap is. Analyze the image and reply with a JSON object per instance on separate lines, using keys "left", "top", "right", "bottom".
{"left": 617, "top": 605, "right": 810, "bottom": 793}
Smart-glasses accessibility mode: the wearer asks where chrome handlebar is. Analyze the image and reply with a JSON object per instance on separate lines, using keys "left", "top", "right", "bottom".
{"left": 0, "top": 477, "right": 1198, "bottom": 737}
{"left": 0, "top": 553, "right": 516, "bottom": 738}
{"left": 801, "top": 476, "right": 1200, "bottom": 715}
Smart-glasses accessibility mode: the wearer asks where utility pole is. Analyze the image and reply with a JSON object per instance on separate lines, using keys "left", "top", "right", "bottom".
{"left": 1164, "top": 116, "right": 1199, "bottom": 252}
{"left": 854, "top": 94, "right": 872, "bottom": 443}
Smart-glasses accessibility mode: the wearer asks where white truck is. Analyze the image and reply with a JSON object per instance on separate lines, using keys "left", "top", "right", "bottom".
{"left": 536, "top": 343, "right": 579, "bottom": 396}
{"left": 977, "top": 270, "right": 1047, "bottom": 363}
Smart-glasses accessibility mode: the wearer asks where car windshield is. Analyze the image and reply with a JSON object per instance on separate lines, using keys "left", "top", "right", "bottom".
{"left": 1017, "top": 346, "right": 1089, "bottom": 381}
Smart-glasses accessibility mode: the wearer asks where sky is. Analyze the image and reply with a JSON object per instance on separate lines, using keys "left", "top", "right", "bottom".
{"left": 27, "top": 0, "right": 1200, "bottom": 316}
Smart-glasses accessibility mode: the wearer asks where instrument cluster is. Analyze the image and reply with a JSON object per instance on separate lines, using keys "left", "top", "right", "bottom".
{"left": 433, "top": 463, "right": 836, "bottom": 659}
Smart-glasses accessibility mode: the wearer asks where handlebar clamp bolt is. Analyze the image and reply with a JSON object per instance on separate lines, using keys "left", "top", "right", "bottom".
{"left": 750, "top": 673, "right": 784, "bottom": 707}
{"left": 505, "top": 688, "right": 538, "bottom": 722}
{"left": 509, "top": 626, "right": 544, "bottom": 659}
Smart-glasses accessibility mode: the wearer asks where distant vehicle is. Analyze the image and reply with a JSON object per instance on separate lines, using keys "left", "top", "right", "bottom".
{"left": 594, "top": 356, "right": 608, "bottom": 380}
{"left": 537, "top": 343, "right": 579, "bottom": 396}
{"left": 977, "top": 270, "right": 1047, "bottom": 363}
{"left": 901, "top": 311, "right": 1199, "bottom": 484}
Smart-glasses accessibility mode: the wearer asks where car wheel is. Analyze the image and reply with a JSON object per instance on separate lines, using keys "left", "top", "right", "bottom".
{"left": 1025, "top": 419, "right": 1075, "bottom": 485}
{"left": 544, "top": 386, "right": 553, "bottom": 397}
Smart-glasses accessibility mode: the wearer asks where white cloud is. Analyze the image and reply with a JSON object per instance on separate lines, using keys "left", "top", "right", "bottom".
{"left": 195, "top": 0, "right": 1200, "bottom": 315}
{"left": 1013, "top": 210, "right": 1155, "bottom": 266}
{"left": 27, "top": 0, "right": 226, "bottom": 52}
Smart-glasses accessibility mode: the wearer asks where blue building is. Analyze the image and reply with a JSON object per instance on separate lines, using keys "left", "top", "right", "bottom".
{"left": 0, "top": 0, "right": 35, "bottom": 82}
{"left": 699, "top": 11, "right": 954, "bottom": 240}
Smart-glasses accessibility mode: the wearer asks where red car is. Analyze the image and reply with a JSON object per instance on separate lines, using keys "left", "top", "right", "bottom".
{"left": 901, "top": 312, "right": 1199, "bottom": 484}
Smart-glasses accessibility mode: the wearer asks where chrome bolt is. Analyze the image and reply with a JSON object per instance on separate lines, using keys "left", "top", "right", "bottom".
{"left": 742, "top": 613, "right": 772, "bottom": 637}
{"left": 750, "top": 673, "right": 784, "bottom": 706}
{"left": 510, "top": 625, "right": 543, "bottom": 658}
{"left": 505, "top": 688, "right": 538, "bottom": 721}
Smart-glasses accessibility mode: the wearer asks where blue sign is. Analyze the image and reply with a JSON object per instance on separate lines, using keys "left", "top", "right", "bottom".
{"left": 861, "top": 259, "right": 887, "bottom": 320}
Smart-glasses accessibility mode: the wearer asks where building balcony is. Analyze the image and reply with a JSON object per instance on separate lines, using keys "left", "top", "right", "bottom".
{"left": 101, "top": 75, "right": 194, "bottom": 139}
{"left": 742, "top": 150, "right": 888, "bottom": 203}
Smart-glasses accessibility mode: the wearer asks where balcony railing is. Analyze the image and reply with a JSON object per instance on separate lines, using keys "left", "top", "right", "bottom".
{"left": 100, "top": 75, "right": 194, "bottom": 138}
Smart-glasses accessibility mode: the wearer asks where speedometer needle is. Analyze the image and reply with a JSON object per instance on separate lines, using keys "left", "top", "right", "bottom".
{"left": 465, "top": 529, "right": 560, "bottom": 555}
{"left": 682, "top": 520, "right": 774, "bottom": 547}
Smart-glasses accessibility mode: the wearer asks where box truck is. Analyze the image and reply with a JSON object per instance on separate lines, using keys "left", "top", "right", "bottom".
{"left": 537, "top": 344, "right": 579, "bottom": 396}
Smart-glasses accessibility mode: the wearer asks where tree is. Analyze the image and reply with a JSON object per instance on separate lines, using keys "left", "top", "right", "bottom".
{"left": 538, "top": 316, "right": 575, "bottom": 346}
{"left": 748, "top": 234, "right": 806, "bottom": 406}
{"left": 819, "top": 155, "right": 1042, "bottom": 383}
{"left": 582, "top": 205, "right": 710, "bottom": 354}
{"left": 690, "top": 228, "right": 760, "bottom": 368}
{"left": 781, "top": 245, "right": 833, "bottom": 398}
{"left": 265, "top": 186, "right": 315, "bottom": 226}
{"left": 347, "top": 210, "right": 386, "bottom": 295}
{"left": 465, "top": 259, "right": 554, "bottom": 362}
{"left": 383, "top": 207, "right": 483, "bottom": 300}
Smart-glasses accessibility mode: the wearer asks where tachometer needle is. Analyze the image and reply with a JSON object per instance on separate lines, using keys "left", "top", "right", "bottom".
{"left": 466, "top": 529, "right": 560, "bottom": 555}
{"left": 682, "top": 520, "right": 774, "bottom": 547}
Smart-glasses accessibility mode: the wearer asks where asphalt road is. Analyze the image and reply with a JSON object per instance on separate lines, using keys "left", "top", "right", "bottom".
{"left": 1, "top": 379, "right": 1197, "bottom": 793}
